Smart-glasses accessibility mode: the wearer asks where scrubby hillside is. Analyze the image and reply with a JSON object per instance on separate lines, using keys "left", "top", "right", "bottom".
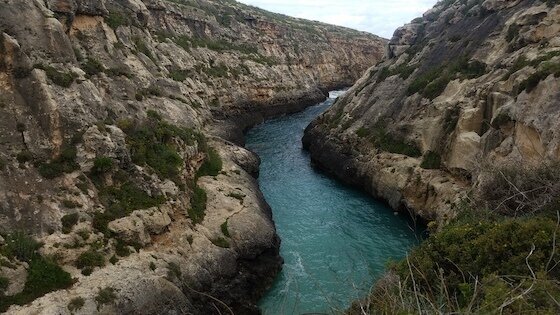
{"left": 0, "top": 0, "right": 385, "bottom": 313}
{"left": 304, "top": 0, "right": 560, "bottom": 313}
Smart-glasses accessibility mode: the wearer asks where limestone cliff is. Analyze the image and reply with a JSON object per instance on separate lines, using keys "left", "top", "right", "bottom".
{"left": 0, "top": 0, "right": 385, "bottom": 313}
{"left": 304, "top": 0, "right": 560, "bottom": 225}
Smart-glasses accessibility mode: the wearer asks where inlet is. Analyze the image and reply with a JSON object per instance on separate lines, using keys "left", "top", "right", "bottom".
{"left": 246, "top": 91, "right": 420, "bottom": 314}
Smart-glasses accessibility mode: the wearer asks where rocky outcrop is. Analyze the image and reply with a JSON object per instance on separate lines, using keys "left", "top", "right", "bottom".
{"left": 0, "top": 0, "right": 385, "bottom": 313}
{"left": 304, "top": 0, "right": 560, "bottom": 225}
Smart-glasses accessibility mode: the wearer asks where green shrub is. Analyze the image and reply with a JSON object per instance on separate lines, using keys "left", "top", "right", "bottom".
{"left": 518, "top": 62, "right": 560, "bottom": 94}
{"left": 196, "top": 147, "right": 222, "bottom": 178}
{"left": 356, "top": 127, "right": 369, "bottom": 138}
{"left": 133, "top": 37, "right": 154, "bottom": 61}
{"left": 105, "top": 11, "right": 128, "bottom": 29}
{"left": 38, "top": 145, "right": 79, "bottom": 179}
{"left": 0, "top": 257, "right": 72, "bottom": 312}
{"left": 43, "top": 66, "right": 76, "bottom": 88}
{"left": 361, "top": 216, "right": 560, "bottom": 314}
{"left": 125, "top": 116, "right": 203, "bottom": 182}
{"left": 62, "top": 200, "right": 81, "bottom": 209}
{"left": 211, "top": 237, "right": 230, "bottom": 248}
{"left": 167, "top": 262, "right": 181, "bottom": 279}
{"left": 61, "top": 213, "right": 80, "bottom": 233}
{"left": 1, "top": 231, "right": 41, "bottom": 262}
{"left": 0, "top": 157, "right": 6, "bottom": 170}
{"left": 506, "top": 23, "right": 520, "bottom": 42}
{"left": 68, "top": 296, "right": 85, "bottom": 312}
{"left": 420, "top": 151, "right": 442, "bottom": 169}
{"left": 362, "top": 124, "right": 421, "bottom": 157}
{"left": 221, "top": 220, "right": 230, "bottom": 237}
{"left": 407, "top": 56, "right": 486, "bottom": 99}
{"left": 77, "top": 229, "right": 90, "bottom": 240}
{"left": 91, "top": 157, "right": 113, "bottom": 175}
{"left": 76, "top": 250, "right": 105, "bottom": 269}
{"left": 16, "top": 150, "right": 33, "bottom": 163}
{"left": 22, "top": 257, "right": 73, "bottom": 299}
{"left": 169, "top": 69, "right": 189, "bottom": 82}
{"left": 82, "top": 58, "right": 104, "bottom": 76}
{"left": 95, "top": 287, "right": 116, "bottom": 308}
{"left": 188, "top": 186, "right": 207, "bottom": 224}
{"left": 94, "top": 182, "right": 165, "bottom": 234}
{"left": 149, "top": 261, "right": 156, "bottom": 271}
{"left": 0, "top": 276, "right": 9, "bottom": 293}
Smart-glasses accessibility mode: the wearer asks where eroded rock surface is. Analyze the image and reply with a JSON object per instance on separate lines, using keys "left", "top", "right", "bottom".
{"left": 304, "top": 0, "right": 560, "bottom": 225}
{"left": 0, "top": 0, "right": 385, "bottom": 313}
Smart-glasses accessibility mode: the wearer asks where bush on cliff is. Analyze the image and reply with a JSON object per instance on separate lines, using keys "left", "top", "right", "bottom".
{"left": 351, "top": 216, "right": 560, "bottom": 314}
{"left": 0, "top": 237, "right": 73, "bottom": 312}
{"left": 124, "top": 111, "right": 204, "bottom": 183}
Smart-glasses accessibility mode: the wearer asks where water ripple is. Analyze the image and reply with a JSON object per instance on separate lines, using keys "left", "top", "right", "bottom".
{"left": 247, "top": 92, "right": 419, "bottom": 315}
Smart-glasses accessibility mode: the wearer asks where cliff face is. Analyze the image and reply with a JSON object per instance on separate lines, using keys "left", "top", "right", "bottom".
{"left": 0, "top": 0, "right": 385, "bottom": 313}
{"left": 304, "top": 0, "right": 560, "bottom": 224}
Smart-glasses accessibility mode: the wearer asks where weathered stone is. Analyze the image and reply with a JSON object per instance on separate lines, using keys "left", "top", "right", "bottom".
{"left": 304, "top": 0, "right": 560, "bottom": 226}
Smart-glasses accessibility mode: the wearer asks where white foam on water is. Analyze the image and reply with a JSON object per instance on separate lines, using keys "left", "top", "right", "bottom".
{"left": 329, "top": 90, "right": 347, "bottom": 99}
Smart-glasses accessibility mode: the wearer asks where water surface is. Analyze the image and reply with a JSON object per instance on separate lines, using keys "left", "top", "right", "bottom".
{"left": 246, "top": 91, "right": 419, "bottom": 314}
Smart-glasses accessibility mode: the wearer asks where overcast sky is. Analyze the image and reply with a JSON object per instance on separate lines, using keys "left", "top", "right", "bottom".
{"left": 237, "top": 0, "right": 439, "bottom": 39}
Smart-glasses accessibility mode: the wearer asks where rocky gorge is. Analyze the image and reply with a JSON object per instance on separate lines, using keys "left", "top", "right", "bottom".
{"left": 303, "top": 0, "right": 560, "bottom": 313}
{"left": 304, "top": 0, "right": 560, "bottom": 225}
{"left": 0, "top": 0, "right": 386, "bottom": 313}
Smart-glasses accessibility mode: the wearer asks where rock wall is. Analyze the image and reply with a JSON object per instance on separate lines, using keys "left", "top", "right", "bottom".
{"left": 0, "top": 0, "right": 385, "bottom": 313}
{"left": 304, "top": 0, "right": 560, "bottom": 225}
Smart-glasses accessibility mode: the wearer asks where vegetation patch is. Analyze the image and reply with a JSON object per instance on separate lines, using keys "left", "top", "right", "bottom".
{"left": 82, "top": 58, "right": 105, "bottom": 77}
{"left": 211, "top": 237, "right": 230, "bottom": 248}
{"left": 61, "top": 213, "right": 80, "bottom": 234}
{"left": 356, "top": 216, "right": 560, "bottom": 314}
{"left": 196, "top": 147, "right": 222, "bottom": 178}
{"left": 95, "top": 287, "right": 116, "bottom": 309}
{"left": 76, "top": 250, "right": 105, "bottom": 270}
{"left": 16, "top": 150, "right": 33, "bottom": 164}
{"left": 188, "top": 185, "right": 207, "bottom": 224}
{"left": 91, "top": 157, "right": 113, "bottom": 176}
{"left": 377, "top": 63, "right": 416, "bottom": 83}
{"left": 407, "top": 56, "right": 486, "bottom": 99}
{"left": 167, "top": 262, "right": 181, "bottom": 279}
{"left": 124, "top": 113, "right": 203, "bottom": 183}
{"left": 358, "top": 124, "right": 421, "bottom": 158}
{"left": 420, "top": 151, "right": 442, "bottom": 169}
{"left": 1, "top": 231, "right": 41, "bottom": 262}
{"left": 221, "top": 220, "right": 230, "bottom": 237}
{"left": 168, "top": 69, "right": 189, "bottom": 82}
{"left": 38, "top": 145, "right": 79, "bottom": 179}
{"left": 0, "top": 276, "right": 9, "bottom": 294}
{"left": 35, "top": 65, "right": 77, "bottom": 88}
{"left": 105, "top": 11, "right": 129, "bottom": 29}
{"left": 0, "top": 255, "right": 72, "bottom": 312}
{"left": 518, "top": 61, "right": 560, "bottom": 94}
{"left": 67, "top": 296, "right": 85, "bottom": 312}
{"left": 93, "top": 181, "right": 165, "bottom": 234}
{"left": 133, "top": 37, "right": 154, "bottom": 61}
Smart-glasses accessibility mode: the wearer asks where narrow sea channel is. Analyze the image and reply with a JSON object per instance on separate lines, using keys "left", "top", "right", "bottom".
{"left": 246, "top": 91, "right": 419, "bottom": 314}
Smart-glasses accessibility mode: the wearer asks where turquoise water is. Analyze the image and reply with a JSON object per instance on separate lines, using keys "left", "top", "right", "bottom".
{"left": 247, "top": 91, "right": 419, "bottom": 315}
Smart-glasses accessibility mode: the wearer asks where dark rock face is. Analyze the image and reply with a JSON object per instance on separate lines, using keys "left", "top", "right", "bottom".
{"left": 304, "top": 0, "right": 560, "bottom": 225}
{"left": 0, "top": 0, "right": 384, "bottom": 313}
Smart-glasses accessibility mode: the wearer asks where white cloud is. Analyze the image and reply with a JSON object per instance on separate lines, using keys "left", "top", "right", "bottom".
{"left": 236, "top": 0, "right": 438, "bottom": 38}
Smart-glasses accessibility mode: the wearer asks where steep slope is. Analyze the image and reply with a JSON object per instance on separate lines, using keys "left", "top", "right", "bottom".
{"left": 0, "top": 0, "right": 385, "bottom": 313}
{"left": 304, "top": 0, "right": 560, "bottom": 225}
